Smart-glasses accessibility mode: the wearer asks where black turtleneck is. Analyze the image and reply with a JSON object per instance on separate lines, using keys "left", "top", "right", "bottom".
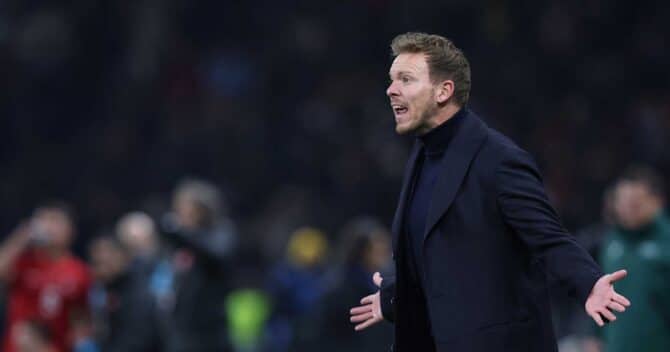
{"left": 405, "top": 108, "right": 467, "bottom": 289}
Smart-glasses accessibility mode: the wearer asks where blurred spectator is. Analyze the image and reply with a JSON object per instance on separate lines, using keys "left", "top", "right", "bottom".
{"left": 264, "top": 226, "right": 329, "bottom": 351}
{"left": 297, "top": 217, "right": 394, "bottom": 351}
{"left": 0, "top": 202, "right": 91, "bottom": 352}
{"left": 600, "top": 166, "right": 670, "bottom": 352}
{"left": 114, "top": 212, "right": 166, "bottom": 296}
{"left": 116, "top": 211, "right": 159, "bottom": 264}
{"left": 159, "top": 178, "right": 238, "bottom": 352}
{"left": 224, "top": 288, "right": 271, "bottom": 352}
{"left": 88, "top": 235, "right": 159, "bottom": 352}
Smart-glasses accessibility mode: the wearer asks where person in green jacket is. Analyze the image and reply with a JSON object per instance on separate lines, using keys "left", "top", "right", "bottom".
{"left": 601, "top": 166, "right": 670, "bottom": 352}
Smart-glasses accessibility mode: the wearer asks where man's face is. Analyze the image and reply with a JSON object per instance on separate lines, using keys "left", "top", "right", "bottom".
{"left": 613, "top": 181, "right": 662, "bottom": 230}
{"left": 173, "top": 196, "right": 205, "bottom": 230}
{"left": 387, "top": 53, "right": 439, "bottom": 135}
{"left": 31, "top": 208, "right": 73, "bottom": 250}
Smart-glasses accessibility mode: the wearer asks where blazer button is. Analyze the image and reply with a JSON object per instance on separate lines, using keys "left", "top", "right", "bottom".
{"left": 390, "top": 297, "right": 395, "bottom": 304}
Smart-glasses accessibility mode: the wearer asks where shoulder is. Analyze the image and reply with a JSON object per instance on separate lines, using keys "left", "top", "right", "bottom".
{"left": 64, "top": 255, "right": 92, "bottom": 280}
{"left": 468, "top": 120, "right": 539, "bottom": 181}
{"left": 463, "top": 109, "right": 533, "bottom": 164}
{"left": 484, "top": 127, "right": 533, "bottom": 163}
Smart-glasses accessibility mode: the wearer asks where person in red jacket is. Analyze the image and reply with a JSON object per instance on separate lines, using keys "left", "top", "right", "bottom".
{"left": 0, "top": 202, "right": 91, "bottom": 352}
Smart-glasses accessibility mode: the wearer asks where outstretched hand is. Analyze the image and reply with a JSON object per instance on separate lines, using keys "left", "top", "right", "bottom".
{"left": 349, "top": 272, "right": 384, "bottom": 331}
{"left": 585, "top": 269, "right": 631, "bottom": 327}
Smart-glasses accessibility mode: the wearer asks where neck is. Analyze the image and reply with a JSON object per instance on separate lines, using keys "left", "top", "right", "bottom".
{"left": 417, "top": 103, "right": 461, "bottom": 136}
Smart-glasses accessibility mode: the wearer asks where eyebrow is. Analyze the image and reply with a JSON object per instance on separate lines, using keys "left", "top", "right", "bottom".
{"left": 389, "top": 70, "right": 415, "bottom": 78}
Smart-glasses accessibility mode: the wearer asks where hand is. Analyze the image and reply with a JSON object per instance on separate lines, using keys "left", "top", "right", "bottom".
{"left": 585, "top": 269, "right": 631, "bottom": 327}
{"left": 350, "top": 271, "right": 384, "bottom": 331}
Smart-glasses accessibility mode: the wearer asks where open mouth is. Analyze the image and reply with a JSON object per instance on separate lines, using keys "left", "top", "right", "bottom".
{"left": 392, "top": 104, "right": 408, "bottom": 115}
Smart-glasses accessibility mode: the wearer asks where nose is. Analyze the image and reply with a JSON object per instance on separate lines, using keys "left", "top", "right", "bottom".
{"left": 386, "top": 80, "right": 399, "bottom": 97}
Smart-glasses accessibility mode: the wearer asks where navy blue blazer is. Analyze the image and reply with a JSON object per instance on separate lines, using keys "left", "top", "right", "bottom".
{"left": 380, "top": 108, "right": 603, "bottom": 352}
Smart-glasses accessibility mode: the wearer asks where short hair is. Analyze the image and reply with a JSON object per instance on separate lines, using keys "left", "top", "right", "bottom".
{"left": 116, "top": 211, "right": 156, "bottom": 238}
{"left": 173, "top": 178, "right": 225, "bottom": 226}
{"left": 391, "top": 32, "right": 471, "bottom": 106}
{"left": 617, "top": 165, "right": 666, "bottom": 198}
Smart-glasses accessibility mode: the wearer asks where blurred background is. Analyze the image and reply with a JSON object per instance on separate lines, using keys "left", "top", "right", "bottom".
{"left": 0, "top": 0, "right": 669, "bottom": 351}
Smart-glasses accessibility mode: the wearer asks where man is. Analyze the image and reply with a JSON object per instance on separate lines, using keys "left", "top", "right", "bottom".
{"left": 349, "top": 32, "right": 630, "bottom": 351}
{"left": 600, "top": 166, "right": 670, "bottom": 352}
{"left": 88, "top": 235, "right": 159, "bottom": 352}
{"left": 0, "top": 202, "right": 91, "bottom": 352}
{"left": 159, "top": 179, "right": 238, "bottom": 352}
{"left": 115, "top": 211, "right": 161, "bottom": 285}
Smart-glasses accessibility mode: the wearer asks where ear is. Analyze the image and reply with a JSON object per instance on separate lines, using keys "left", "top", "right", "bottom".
{"left": 435, "top": 80, "right": 455, "bottom": 104}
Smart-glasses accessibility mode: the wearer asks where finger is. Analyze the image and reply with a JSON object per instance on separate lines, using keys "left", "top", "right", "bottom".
{"left": 599, "top": 308, "right": 616, "bottom": 322}
{"left": 373, "top": 272, "right": 383, "bottom": 287}
{"left": 608, "top": 302, "right": 626, "bottom": 312}
{"left": 350, "top": 312, "right": 373, "bottom": 323}
{"left": 361, "top": 294, "right": 375, "bottom": 305}
{"left": 612, "top": 292, "right": 631, "bottom": 307}
{"left": 590, "top": 312, "right": 604, "bottom": 327}
{"left": 350, "top": 306, "right": 372, "bottom": 315}
{"left": 608, "top": 269, "right": 627, "bottom": 283}
{"left": 355, "top": 316, "right": 380, "bottom": 331}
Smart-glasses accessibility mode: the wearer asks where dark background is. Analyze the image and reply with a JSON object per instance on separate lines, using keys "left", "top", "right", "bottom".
{"left": 1, "top": 0, "right": 668, "bottom": 275}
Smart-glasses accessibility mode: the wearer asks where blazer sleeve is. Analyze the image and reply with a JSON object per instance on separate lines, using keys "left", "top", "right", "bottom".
{"left": 495, "top": 147, "right": 604, "bottom": 304}
{"left": 379, "top": 265, "right": 396, "bottom": 323}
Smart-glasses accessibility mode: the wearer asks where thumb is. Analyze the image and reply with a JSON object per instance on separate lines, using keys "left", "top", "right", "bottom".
{"left": 372, "top": 272, "right": 383, "bottom": 288}
{"left": 608, "top": 269, "right": 627, "bottom": 283}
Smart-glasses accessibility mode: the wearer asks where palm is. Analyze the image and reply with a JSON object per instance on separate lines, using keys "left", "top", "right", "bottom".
{"left": 585, "top": 269, "right": 631, "bottom": 326}
{"left": 350, "top": 272, "right": 384, "bottom": 331}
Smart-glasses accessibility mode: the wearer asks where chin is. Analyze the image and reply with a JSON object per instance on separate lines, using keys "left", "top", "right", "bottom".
{"left": 395, "top": 120, "right": 416, "bottom": 135}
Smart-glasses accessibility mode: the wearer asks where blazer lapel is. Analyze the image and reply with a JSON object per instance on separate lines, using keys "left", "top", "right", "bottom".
{"left": 391, "top": 141, "right": 422, "bottom": 251}
{"left": 423, "top": 112, "right": 488, "bottom": 243}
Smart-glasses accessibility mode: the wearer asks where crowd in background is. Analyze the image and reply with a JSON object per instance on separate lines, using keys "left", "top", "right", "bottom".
{"left": 0, "top": 179, "right": 395, "bottom": 352}
{"left": 1, "top": 167, "right": 669, "bottom": 352}
{"left": 1, "top": 0, "right": 669, "bottom": 351}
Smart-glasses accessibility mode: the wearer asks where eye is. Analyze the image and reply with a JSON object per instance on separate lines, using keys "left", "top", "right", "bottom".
{"left": 401, "top": 76, "right": 411, "bottom": 83}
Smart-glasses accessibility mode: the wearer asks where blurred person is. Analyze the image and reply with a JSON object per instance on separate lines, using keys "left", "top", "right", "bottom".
{"left": 115, "top": 211, "right": 159, "bottom": 263}
{"left": 349, "top": 32, "right": 629, "bottom": 352}
{"left": 600, "top": 166, "right": 670, "bottom": 352}
{"left": 88, "top": 235, "right": 159, "bottom": 352}
{"left": 298, "top": 217, "right": 393, "bottom": 351}
{"left": 13, "top": 320, "right": 57, "bottom": 352}
{"left": 114, "top": 211, "right": 165, "bottom": 295}
{"left": 159, "top": 178, "right": 238, "bottom": 352}
{"left": 224, "top": 288, "right": 271, "bottom": 352}
{"left": 0, "top": 202, "right": 91, "bottom": 352}
{"left": 264, "top": 227, "right": 329, "bottom": 352}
